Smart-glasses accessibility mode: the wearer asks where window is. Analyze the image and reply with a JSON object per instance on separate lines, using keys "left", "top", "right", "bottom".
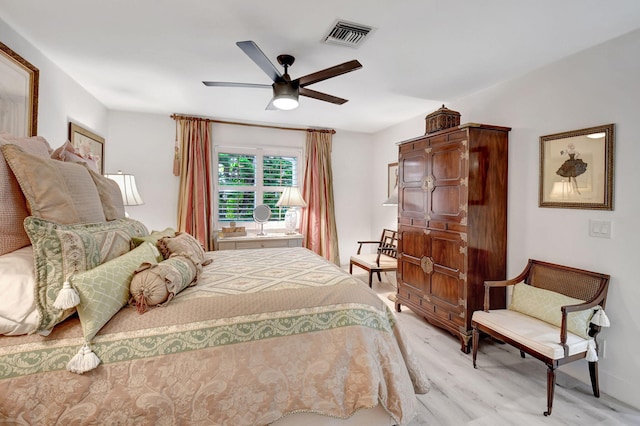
{"left": 216, "top": 147, "right": 302, "bottom": 227}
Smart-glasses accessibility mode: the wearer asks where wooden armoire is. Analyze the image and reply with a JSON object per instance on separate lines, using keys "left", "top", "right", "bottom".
{"left": 395, "top": 123, "right": 510, "bottom": 353}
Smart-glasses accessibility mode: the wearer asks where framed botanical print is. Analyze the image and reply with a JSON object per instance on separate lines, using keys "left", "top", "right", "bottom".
{"left": 69, "top": 122, "right": 105, "bottom": 174}
{"left": 0, "top": 41, "right": 39, "bottom": 137}
{"left": 539, "top": 124, "right": 614, "bottom": 210}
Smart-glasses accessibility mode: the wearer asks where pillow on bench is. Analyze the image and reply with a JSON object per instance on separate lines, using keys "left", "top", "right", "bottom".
{"left": 509, "top": 283, "right": 593, "bottom": 339}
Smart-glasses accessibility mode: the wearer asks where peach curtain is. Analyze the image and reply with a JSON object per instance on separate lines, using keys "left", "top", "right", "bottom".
{"left": 300, "top": 130, "right": 340, "bottom": 265}
{"left": 176, "top": 118, "right": 213, "bottom": 250}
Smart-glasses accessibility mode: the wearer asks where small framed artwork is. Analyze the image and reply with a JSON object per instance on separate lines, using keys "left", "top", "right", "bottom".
{"left": 0, "top": 41, "right": 39, "bottom": 137}
{"left": 69, "top": 122, "right": 105, "bottom": 174}
{"left": 539, "top": 123, "right": 614, "bottom": 210}
{"left": 388, "top": 162, "right": 399, "bottom": 196}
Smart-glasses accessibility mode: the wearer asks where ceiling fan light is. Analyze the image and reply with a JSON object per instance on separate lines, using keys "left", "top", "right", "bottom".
{"left": 272, "top": 81, "right": 299, "bottom": 110}
{"left": 273, "top": 96, "right": 299, "bottom": 110}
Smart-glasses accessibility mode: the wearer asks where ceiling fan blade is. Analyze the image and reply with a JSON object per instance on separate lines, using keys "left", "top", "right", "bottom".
{"left": 265, "top": 98, "right": 277, "bottom": 110}
{"left": 236, "top": 40, "right": 282, "bottom": 82}
{"left": 299, "top": 87, "right": 348, "bottom": 105}
{"left": 203, "top": 81, "right": 271, "bottom": 88}
{"left": 298, "top": 60, "right": 362, "bottom": 87}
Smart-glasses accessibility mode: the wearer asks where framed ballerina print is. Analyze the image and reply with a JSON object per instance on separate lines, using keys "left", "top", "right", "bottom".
{"left": 539, "top": 123, "right": 614, "bottom": 210}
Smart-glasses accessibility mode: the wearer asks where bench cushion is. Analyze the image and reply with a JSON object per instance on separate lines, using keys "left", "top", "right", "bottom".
{"left": 472, "top": 309, "right": 589, "bottom": 360}
{"left": 350, "top": 253, "right": 397, "bottom": 270}
{"left": 509, "top": 283, "right": 592, "bottom": 339}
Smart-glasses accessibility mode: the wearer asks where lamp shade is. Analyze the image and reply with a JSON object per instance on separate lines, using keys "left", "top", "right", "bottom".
{"left": 383, "top": 186, "right": 398, "bottom": 206}
{"left": 104, "top": 171, "right": 144, "bottom": 206}
{"left": 276, "top": 187, "right": 307, "bottom": 207}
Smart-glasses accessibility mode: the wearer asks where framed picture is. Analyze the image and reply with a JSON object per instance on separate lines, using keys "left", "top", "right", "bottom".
{"left": 539, "top": 123, "right": 614, "bottom": 210}
{"left": 0, "top": 41, "right": 39, "bottom": 137}
{"left": 69, "top": 122, "right": 105, "bottom": 174}
{"left": 388, "top": 162, "right": 398, "bottom": 196}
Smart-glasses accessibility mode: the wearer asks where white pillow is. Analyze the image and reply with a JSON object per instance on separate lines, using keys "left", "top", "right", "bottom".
{"left": 0, "top": 246, "right": 39, "bottom": 335}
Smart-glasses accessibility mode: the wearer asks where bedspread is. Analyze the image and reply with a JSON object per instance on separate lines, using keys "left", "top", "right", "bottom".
{"left": 0, "top": 247, "right": 428, "bottom": 425}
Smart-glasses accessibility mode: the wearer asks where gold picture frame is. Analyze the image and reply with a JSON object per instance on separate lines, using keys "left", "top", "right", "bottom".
{"left": 388, "top": 162, "right": 398, "bottom": 196}
{"left": 539, "top": 124, "right": 614, "bottom": 210}
{"left": 0, "top": 41, "right": 39, "bottom": 137}
{"left": 69, "top": 122, "right": 105, "bottom": 174}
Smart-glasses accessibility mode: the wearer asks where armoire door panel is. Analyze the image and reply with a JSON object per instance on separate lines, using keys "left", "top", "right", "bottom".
{"left": 427, "top": 139, "right": 469, "bottom": 224}
{"left": 399, "top": 228, "right": 429, "bottom": 259}
{"left": 431, "top": 148, "right": 463, "bottom": 181}
{"left": 429, "top": 231, "right": 465, "bottom": 272}
{"left": 430, "top": 186, "right": 462, "bottom": 216}
{"left": 430, "top": 272, "right": 463, "bottom": 309}
{"left": 401, "top": 186, "right": 426, "bottom": 216}
{"left": 401, "top": 154, "right": 427, "bottom": 184}
{"left": 400, "top": 260, "right": 427, "bottom": 296}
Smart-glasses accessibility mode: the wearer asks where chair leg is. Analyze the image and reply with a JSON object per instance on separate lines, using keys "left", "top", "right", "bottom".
{"left": 544, "top": 365, "right": 556, "bottom": 416}
{"left": 376, "top": 271, "right": 382, "bottom": 282}
{"left": 472, "top": 325, "right": 479, "bottom": 368}
{"left": 589, "top": 361, "right": 600, "bottom": 398}
{"left": 368, "top": 272, "right": 373, "bottom": 288}
{"left": 349, "top": 263, "right": 353, "bottom": 274}
{"left": 520, "top": 350, "right": 526, "bottom": 358}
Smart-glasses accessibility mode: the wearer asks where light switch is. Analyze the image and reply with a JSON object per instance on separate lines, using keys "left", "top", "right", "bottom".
{"left": 589, "top": 220, "right": 612, "bottom": 239}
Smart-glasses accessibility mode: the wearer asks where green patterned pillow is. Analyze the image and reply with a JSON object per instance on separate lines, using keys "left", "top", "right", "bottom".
{"left": 24, "top": 216, "right": 149, "bottom": 332}
{"left": 131, "top": 227, "right": 176, "bottom": 258}
{"left": 71, "top": 242, "right": 160, "bottom": 341}
{"left": 509, "top": 283, "right": 593, "bottom": 339}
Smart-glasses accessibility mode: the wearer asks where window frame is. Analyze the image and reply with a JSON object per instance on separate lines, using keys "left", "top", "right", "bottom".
{"left": 214, "top": 144, "right": 304, "bottom": 231}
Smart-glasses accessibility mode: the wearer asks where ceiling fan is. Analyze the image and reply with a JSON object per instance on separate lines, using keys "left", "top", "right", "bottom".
{"left": 203, "top": 41, "right": 362, "bottom": 110}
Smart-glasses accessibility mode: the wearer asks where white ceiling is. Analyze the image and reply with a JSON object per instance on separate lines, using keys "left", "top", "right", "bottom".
{"left": 2, "top": 0, "right": 640, "bottom": 133}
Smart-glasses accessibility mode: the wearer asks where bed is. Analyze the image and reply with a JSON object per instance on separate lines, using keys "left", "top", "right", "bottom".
{"left": 0, "top": 134, "right": 429, "bottom": 425}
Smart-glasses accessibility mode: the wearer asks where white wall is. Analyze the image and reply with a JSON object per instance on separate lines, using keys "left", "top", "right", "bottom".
{"left": 0, "top": 19, "right": 107, "bottom": 149}
{"left": 106, "top": 111, "right": 177, "bottom": 231}
{"left": 106, "top": 112, "right": 374, "bottom": 264}
{"left": 371, "top": 29, "right": 640, "bottom": 409}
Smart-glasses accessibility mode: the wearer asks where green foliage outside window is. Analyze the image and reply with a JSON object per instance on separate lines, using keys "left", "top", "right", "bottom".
{"left": 217, "top": 153, "right": 297, "bottom": 222}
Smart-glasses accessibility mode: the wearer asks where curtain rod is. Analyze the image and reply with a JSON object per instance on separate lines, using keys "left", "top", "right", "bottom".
{"left": 170, "top": 114, "right": 336, "bottom": 134}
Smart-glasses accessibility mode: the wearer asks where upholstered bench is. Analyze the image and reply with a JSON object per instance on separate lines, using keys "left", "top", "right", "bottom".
{"left": 471, "top": 259, "right": 610, "bottom": 416}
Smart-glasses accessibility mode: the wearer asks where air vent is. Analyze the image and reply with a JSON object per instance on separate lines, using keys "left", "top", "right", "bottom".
{"left": 323, "top": 20, "right": 373, "bottom": 48}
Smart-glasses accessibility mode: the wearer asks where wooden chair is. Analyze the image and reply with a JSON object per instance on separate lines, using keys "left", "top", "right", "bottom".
{"left": 471, "top": 259, "right": 610, "bottom": 416}
{"left": 349, "top": 229, "right": 398, "bottom": 287}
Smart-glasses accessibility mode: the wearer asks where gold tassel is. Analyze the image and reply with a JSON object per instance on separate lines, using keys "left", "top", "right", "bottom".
{"left": 173, "top": 121, "right": 181, "bottom": 176}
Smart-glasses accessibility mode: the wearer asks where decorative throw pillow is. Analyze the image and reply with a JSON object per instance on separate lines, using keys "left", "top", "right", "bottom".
{"left": 131, "top": 227, "right": 177, "bottom": 249}
{"left": 157, "top": 232, "right": 212, "bottom": 267}
{"left": 1, "top": 144, "right": 106, "bottom": 224}
{"left": 71, "top": 242, "right": 160, "bottom": 342}
{"left": 82, "top": 164, "right": 125, "bottom": 221}
{"left": 509, "top": 282, "right": 593, "bottom": 339}
{"left": 23, "top": 216, "right": 149, "bottom": 332}
{"left": 129, "top": 255, "right": 198, "bottom": 314}
{"left": 51, "top": 140, "right": 99, "bottom": 173}
{"left": 0, "top": 134, "right": 53, "bottom": 255}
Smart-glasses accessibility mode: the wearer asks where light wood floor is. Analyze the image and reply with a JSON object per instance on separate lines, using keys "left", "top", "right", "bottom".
{"left": 351, "top": 271, "right": 640, "bottom": 426}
